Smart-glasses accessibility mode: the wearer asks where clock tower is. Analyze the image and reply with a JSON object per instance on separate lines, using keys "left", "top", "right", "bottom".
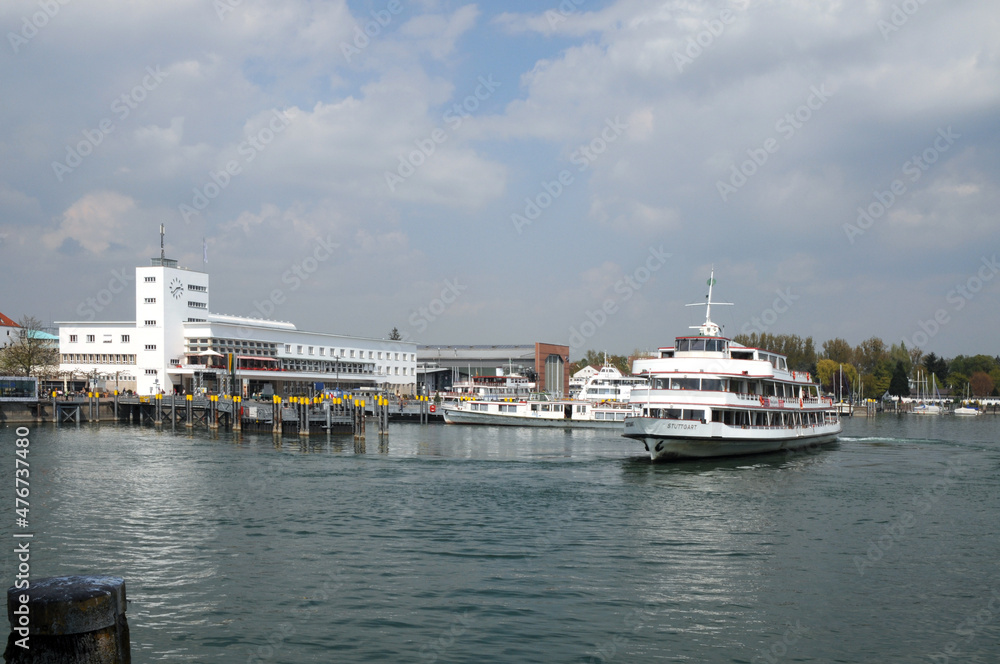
{"left": 133, "top": 226, "right": 210, "bottom": 394}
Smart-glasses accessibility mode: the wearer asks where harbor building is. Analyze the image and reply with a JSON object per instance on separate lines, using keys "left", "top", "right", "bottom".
{"left": 0, "top": 311, "right": 20, "bottom": 349}
{"left": 57, "top": 245, "right": 416, "bottom": 396}
{"left": 417, "top": 343, "right": 570, "bottom": 396}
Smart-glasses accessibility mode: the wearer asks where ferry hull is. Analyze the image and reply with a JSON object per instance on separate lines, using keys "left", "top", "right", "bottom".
{"left": 442, "top": 408, "right": 622, "bottom": 429}
{"left": 623, "top": 417, "right": 841, "bottom": 461}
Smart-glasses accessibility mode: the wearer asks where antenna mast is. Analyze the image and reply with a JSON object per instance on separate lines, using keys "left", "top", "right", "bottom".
{"left": 685, "top": 267, "right": 733, "bottom": 335}
{"left": 160, "top": 224, "right": 165, "bottom": 261}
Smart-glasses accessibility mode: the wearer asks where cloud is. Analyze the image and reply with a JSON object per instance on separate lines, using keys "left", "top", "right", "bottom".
{"left": 42, "top": 192, "right": 136, "bottom": 254}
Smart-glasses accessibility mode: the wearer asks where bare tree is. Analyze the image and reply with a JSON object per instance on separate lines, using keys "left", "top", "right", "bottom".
{"left": 0, "top": 316, "right": 59, "bottom": 378}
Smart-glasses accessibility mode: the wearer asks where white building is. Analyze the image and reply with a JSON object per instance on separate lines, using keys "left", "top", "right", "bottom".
{"left": 0, "top": 311, "right": 19, "bottom": 349}
{"left": 57, "top": 253, "right": 416, "bottom": 396}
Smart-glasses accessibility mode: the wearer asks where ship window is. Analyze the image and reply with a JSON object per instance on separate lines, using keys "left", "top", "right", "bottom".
{"left": 689, "top": 339, "right": 706, "bottom": 352}
{"left": 676, "top": 339, "right": 690, "bottom": 352}
{"left": 671, "top": 378, "right": 700, "bottom": 390}
{"left": 683, "top": 409, "right": 704, "bottom": 421}
{"left": 701, "top": 379, "right": 725, "bottom": 392}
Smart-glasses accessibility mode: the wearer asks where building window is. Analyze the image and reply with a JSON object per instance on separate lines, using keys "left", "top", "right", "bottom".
{"left": 188, "top": 284, "right": 207, "bottom": 292}
{"left": 144, "top": 276, "right": 156, "bottom": 283}
{"left": 188, "top": 301, "right": 207, "bottom": 309}
{"left": 308, "top": 346, "right": 314, "bottom": 355}
{"left": 319, "top": 348, "right": 325, "bottom": 356}
{"left": 297, "top": 345, "right": 303, "bottom": 354}
{"left": 284, "top": 345, "right": 291, "bottom": 353}
{"left": 394, "top": 352, "right": 399, "bottom": 360}
{"left": 86, "top": 335, "right": 95, "bottom": 343}
{"left": 69, "top": 335, "right": 78, "bottom": 343}
{"left": 121, "top": 335, "right": 130, "bottom": 343}
{"left": 144, "top": 297, "right": 156, "bottom": 304}
{"left": 145, "top": 345, "right": 156, "bottom": 351}
{"left": 144, "top": 320, "right": 156, "bottom": 326}
{"left": 145, "top": 369, "right": 158, "bottom": 375}
{"left": 350, "top": 350, "right": 355, "bottom": 358}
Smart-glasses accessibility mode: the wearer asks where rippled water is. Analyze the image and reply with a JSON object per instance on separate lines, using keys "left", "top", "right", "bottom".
{"left": 6, "top": 416, "right": 999, "bottom": 663}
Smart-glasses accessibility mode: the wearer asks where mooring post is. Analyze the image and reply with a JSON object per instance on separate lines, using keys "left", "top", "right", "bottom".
{"left": 301, "top": 397, "right": 311, "bottom": 437}
{"left": 5, "top": 575, "right": 130, "bottom": 663}
{"left": 186, "top": 394, "right": 193, "bottom": 428}
{"left": 233, "top": 396, "right": 242, "bottom": 432}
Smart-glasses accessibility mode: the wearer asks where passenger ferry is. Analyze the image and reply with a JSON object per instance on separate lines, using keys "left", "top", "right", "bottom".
{"left": 442, "top": 393, "right": 633, "bottom": 428}
{"left": 574, "top": 361, "right": 648, "bottom": 402}
{"left": 623, "top": 274, "right": 841, "bottom": 461}
{"left": 441, "top": 364, "right": 640, "bottom": 428}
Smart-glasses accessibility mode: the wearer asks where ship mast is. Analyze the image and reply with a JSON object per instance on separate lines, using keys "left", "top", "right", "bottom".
{"left": 685, "top": 267, "right": 732, "bottom": 336}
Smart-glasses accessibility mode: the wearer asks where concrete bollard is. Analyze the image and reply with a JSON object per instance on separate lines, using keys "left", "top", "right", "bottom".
{"left": 5, "top": 576, "right": 130, "bottom": 663}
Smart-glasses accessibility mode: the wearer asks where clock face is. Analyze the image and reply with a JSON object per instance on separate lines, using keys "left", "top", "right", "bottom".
{"left": 170, "top": 277, "right": 184, "bottom": 299}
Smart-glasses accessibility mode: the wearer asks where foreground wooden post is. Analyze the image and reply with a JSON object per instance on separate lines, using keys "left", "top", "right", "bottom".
{"left": 5, "top": 576, "right": 130, "bottom": 663}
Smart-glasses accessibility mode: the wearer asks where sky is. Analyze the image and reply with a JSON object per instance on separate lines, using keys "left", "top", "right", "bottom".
{"left": 1, "top": 0, "right": 998, "bottom": 360}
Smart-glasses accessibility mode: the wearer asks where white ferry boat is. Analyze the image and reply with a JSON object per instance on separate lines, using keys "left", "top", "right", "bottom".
{"left": 442, "top": 393, "right": 634, "bottom": 428}
{"left": 623, "top": 274, "right": 841, "bottom": 461}
{"left": 442, "top": 363, "right": 642, "bottom": 428}
{"left": 575, "top": 362, "right": 648, "bottom": 402}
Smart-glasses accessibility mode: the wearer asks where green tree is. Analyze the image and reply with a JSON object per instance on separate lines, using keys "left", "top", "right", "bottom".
{"left": 854, "top": 336, "right": 888, "bottom": 376}
{"left": 888, "top": 360, "right": 911, "bottom": 397}
{"left": 922, "top": 352, "right": 948, "bottom": 383}
{"left": 888, "top": 342, "right": 912, "bottom": 377}
{"left": 731, "top": 333, "right": 816, "bottom": 371}
{"left": 821, "top": 338, "right": 854, "bottom": 364}
{"left": 816, "top": 359, "right": 857, "bottom": 396}
{"left": 388, "top": 327, "right": 402, "bottom": 340}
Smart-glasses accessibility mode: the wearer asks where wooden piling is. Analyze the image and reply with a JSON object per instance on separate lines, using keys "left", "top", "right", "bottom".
{"left": 5, "top": 575, "right": 130, "bottom": 663}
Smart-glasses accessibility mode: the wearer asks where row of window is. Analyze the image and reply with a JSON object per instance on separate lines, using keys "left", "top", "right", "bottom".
{"left": 651, "top": 377, "right": 818, "bottom": 398}
{"left": 184, "top": 338, "right": 415, "bottom": 362}
{"left": 68, "top": 334, "right": 131, "bottom": 344}
{"left": 62, "top": 354, "right": 137, "bottom": 365}
{"left": 140, "top": 276, "right": 207, "bottom": 293}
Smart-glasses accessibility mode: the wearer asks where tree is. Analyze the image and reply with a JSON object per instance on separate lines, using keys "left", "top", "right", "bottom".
{"left": 570, "top": 350, "right": 630, "bottom": 375}
{"left": 888, "top": 360, "right": 911, "bottom": 397}
{"left": 922, "top": 352, "right": 948, "bottom": 383}
{"left": 854, "top": 336, "right": 888, "bottom": 376}
{"left": 816, "top": 359, "right": 857, "bottom": 396}
{"left": 821, "top": 338, "right": 853, "bottom": 364}
{"left": 969, "top": 371, "right": 995, "bottom": 398}
{"left": 731, "top": 333, "right": 816, "bottom": 371}
{"left": 388, "top": 327, "right": 402, "bottom": 340}
{"left": 889, "top": 342, "right": 912, "bottom": 377}
{"left": 0, "top": 316, "right": 59, "bottom": 378}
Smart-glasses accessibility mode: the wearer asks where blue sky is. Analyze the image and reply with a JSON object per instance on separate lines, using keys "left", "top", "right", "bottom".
{"left": 2, "top": 0, "right": 998, "bottom": 358}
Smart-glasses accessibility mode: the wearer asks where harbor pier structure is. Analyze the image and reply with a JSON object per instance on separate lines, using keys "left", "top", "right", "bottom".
{"left": 55, "top": 240, "right": 416, "bottom": 398}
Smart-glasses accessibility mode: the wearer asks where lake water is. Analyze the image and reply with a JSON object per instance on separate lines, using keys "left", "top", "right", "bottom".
{"left": 5, "top": 415, "right": 999, "bottom": 663}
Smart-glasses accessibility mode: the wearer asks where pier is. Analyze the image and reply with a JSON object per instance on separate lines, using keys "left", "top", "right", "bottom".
{"left": 0, "top": 391, "right": 444, "bottom": 434}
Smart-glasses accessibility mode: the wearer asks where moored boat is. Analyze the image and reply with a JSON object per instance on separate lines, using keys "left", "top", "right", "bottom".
{"left": 442, "top": 393, "right": 633, "bottom": 428}
{"left": 623, "top": 272, "right": 841, "bottom": 461}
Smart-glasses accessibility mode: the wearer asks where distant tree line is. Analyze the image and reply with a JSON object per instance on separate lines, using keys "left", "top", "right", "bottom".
{"left": 572, "top": 333, "right": 1000, "bottom": 398}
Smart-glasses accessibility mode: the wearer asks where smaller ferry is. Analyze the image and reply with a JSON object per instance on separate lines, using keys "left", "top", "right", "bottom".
{"left": 574, "top": 361, "right": 648, "bottom": 402}
{"left": 442, "top": 393, "right": 634, "bottom": 428}
{"left": 623, "top": 272, "right": 841, "bottom": 461}
{"left": 441, "top": 363, "right": 643, "bottom": 428}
